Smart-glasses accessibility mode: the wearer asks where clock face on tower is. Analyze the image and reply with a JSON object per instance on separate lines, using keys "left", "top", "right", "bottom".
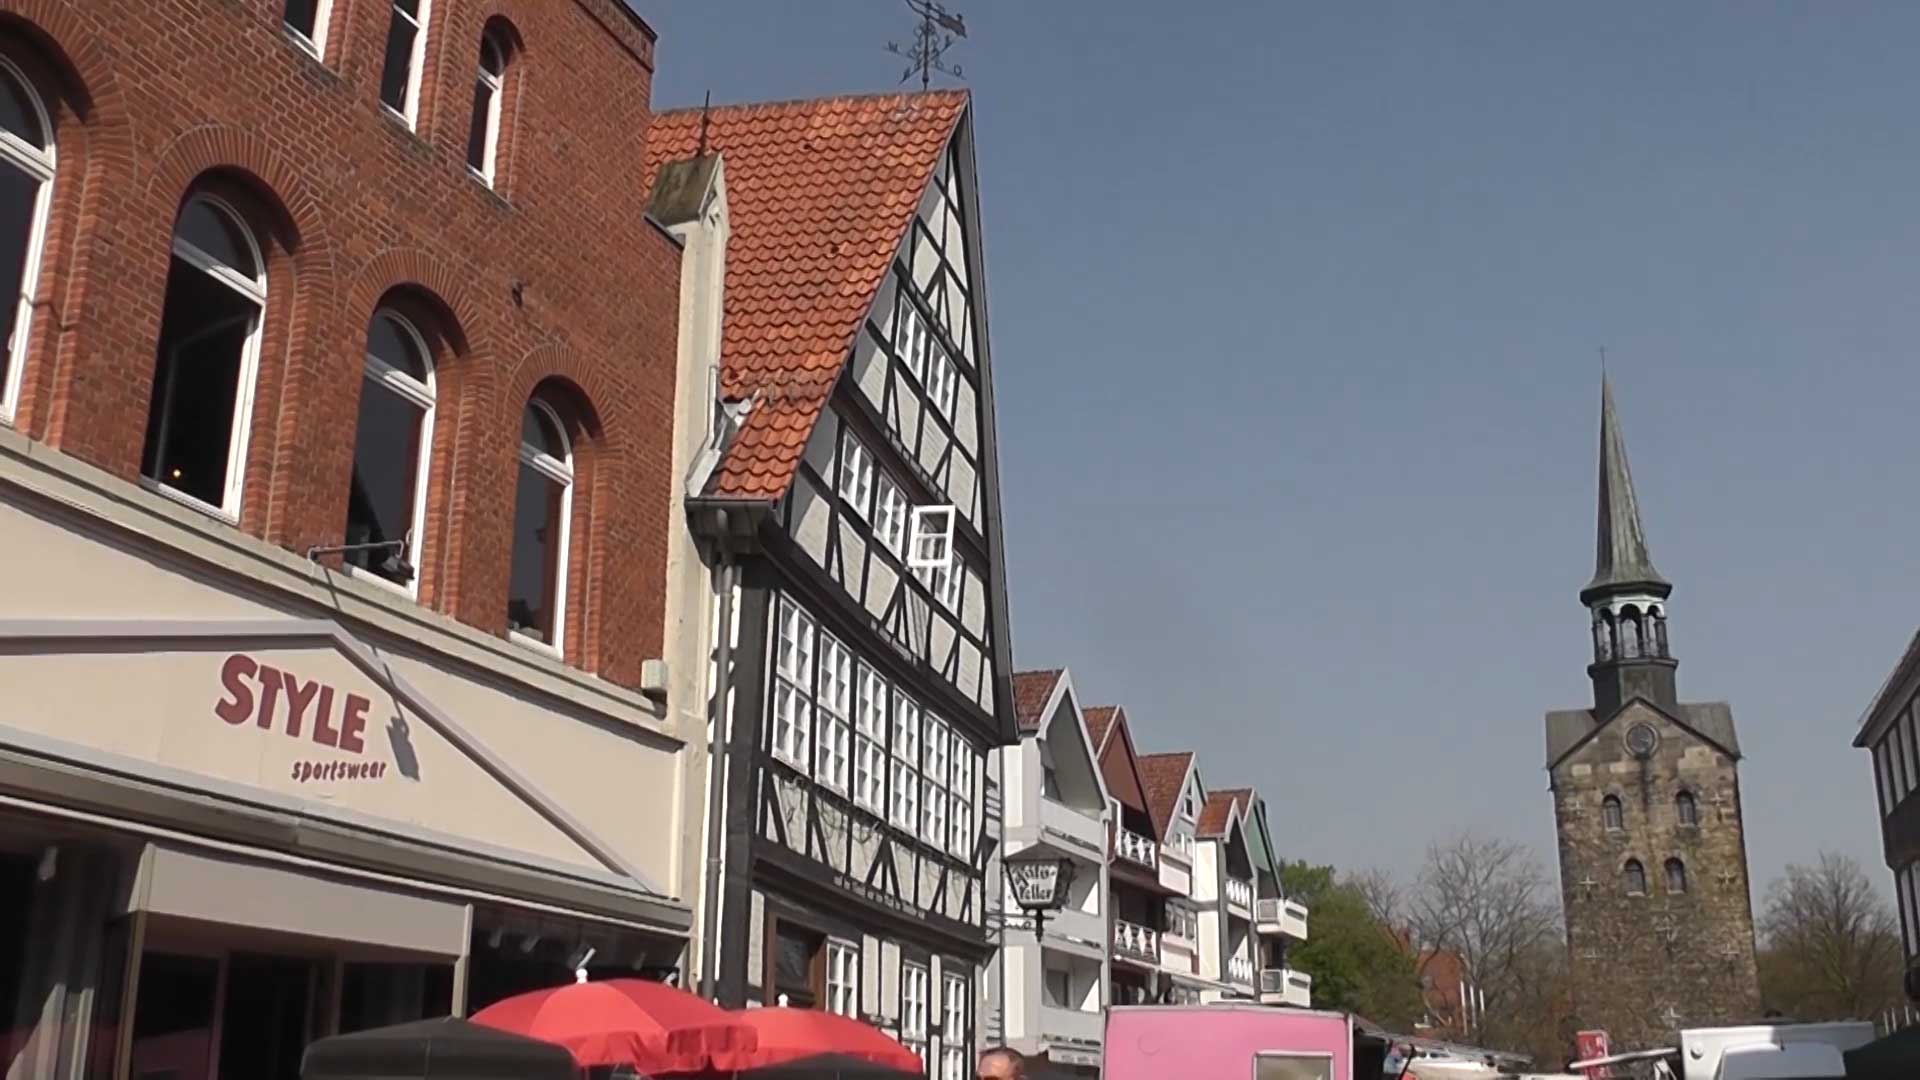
{"left": 1626, "top": 723, "right": 1659, "bottom": 758}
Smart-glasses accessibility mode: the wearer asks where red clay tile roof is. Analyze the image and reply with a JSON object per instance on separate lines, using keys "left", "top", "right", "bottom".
{"left": 1197, "top": 790, "right": 1243, "bottom": 839}
{"left": 1012, "top": 669, "right": 1063, "bottom": 732}
{"left": 1083, "top": 706, "right": 1118, "bottom": 750}
{"left": 644, "top": 91, "right": 970, "bottom": 499}
{"left": 1138, "top": 752, "right": 1194, "bottom": 841}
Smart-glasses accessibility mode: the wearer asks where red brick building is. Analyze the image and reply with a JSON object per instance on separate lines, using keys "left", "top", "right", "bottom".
{"left": 0, "top": 2, "right": 702, "bottom": 1076}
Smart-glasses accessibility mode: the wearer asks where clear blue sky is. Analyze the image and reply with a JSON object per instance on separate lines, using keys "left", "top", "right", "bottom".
{"left": 639, "top": 2, "right": 1920, "bottom": 899}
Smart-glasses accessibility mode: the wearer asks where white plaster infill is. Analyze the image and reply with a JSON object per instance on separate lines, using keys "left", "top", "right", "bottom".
{"left": 0, "top": 425, "right": 673, "bottom": 739}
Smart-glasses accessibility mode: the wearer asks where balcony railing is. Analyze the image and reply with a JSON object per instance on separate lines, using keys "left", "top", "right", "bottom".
{"left": 1255, "top": 897, "right": 1310, "bottom": 940}
{"left": 1113, "top": 919, "right": 1160, "bottom": 965}
{"left": 1227, "top": 955, "right": 1255, "bottom": 986}
{"left": 1114, "top": 828, "right": 1158, "bottom": 870}
{"left": 1225, "top": 878, "right": 1253, "bottom": 910}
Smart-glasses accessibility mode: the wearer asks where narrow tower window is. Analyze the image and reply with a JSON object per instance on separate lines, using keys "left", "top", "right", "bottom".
{"left": 1602, "top": 795, "right": 1624, "bottom": 832}
{"left": 1623, "top": 859, "right": 1647, "bottom": 896}
{"left": 465, "top": 29, "right": 509, "bottom": 184}
{"left": 1665, "top": 858, "right": 1688, "bottom": 894}
{"left": 1676, "top": 791, "right": 1698, "bottom": 827}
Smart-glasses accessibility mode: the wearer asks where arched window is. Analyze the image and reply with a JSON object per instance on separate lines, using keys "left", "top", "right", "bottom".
{"left": 284, "top": 0, "right": 334, "bottom": 58}
{"left": 0, "top": 57, "right": 54, "bottom": 423}
{"left": 1665, "top": 858, "right": 1688, "bottom": 894}
{"left": 508, "top": 399, "right": 572, "bottom": 652}
{"left": 1653, "top": 610, "right": 1670, "bottom": 658}
{"left": 141, "top": 195, "right": 266, "bottom": 516}
{"left": 1602, "top": 795, "right": 1624, "bottom": 832}
{"left": 465, "top": 29, "right": 510, "bottom": 184}
{"left": 343, "top": 309, "right": 434, "bottom": 591}
{"left": 1620, "top": 606, "right": 1643, "bottom": 658}
{"left": 1676, "top": 790, "right": 1699, "bottom": 827}
{"left": 1623, "top": 859, "right": 1647, "bottom": 896}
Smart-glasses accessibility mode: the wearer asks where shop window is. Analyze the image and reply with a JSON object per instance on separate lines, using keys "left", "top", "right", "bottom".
{"left": 0, "top": 57, "right": 54, "bottom": 424}
{"left": 283, "top": 0, "right": 333, "bottom": 57}
{"left": 379, "top": 0, "right": 430, "bottom": 125}
{"left": 217, "top": 954, "right": 316, "bottom": 1080}
{"left": 508, "top": 398, "right": 573, "bottom": 652}
{"left": 465, "top": 28, "right": 510, "bottom": 184}
{"left": 339, "top": 962, "right": 454, "bottom": 1034}
{"left": 344, "top": 309, "right": 434, "bottom": 592}
{"left": 129, "top": 952, "right": 220, "bottom": 1080}
{"left": 141, "top": 195, "right": 266, "bottom": 517}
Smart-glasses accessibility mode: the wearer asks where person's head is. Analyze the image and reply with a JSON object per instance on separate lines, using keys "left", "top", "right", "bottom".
{"left": 976, "top": 1046, "right": 1027, "bottom": 1079}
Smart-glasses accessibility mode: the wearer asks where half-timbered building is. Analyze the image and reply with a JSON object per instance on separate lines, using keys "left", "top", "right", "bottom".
{"left": 644, "top": 90, "right": 1014, "bottom": 1078}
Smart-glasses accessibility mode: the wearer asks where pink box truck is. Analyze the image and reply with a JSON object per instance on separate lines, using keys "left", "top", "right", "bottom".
{"left": 1104, "top": 1006, "right": 1384, "bottom": 1080}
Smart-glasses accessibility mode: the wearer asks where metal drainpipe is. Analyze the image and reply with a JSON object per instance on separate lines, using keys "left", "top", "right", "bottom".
{"left": 698, "top": 510, "right": 737, "bottom": 1002}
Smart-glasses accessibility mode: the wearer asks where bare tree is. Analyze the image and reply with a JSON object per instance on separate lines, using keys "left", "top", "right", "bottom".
{"left": 1351, "top": 866, "right": 1408, "bottom": 929}
{"left": 1407, "top": 833, "right": 1565, "bottom": 1054}
{"left": 1758, "top": 852, "right": 1903, "bottom": 1022}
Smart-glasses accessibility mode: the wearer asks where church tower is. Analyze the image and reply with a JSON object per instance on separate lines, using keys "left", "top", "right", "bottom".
{"left": 1546, "top": 378, "right": 1762, "bottom": 1050}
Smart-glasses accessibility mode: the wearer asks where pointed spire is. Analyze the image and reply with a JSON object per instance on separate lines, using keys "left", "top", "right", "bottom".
{"left": 1584, "top": 376, "right": 1669, "bottom": 601}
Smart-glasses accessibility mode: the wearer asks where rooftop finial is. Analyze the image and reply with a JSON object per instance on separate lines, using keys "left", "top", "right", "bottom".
{"left": 887, "top": 0, "right": 967, "bottom": 91}
{"left": 696, "top": 90, "right": 712, "bottom": 157}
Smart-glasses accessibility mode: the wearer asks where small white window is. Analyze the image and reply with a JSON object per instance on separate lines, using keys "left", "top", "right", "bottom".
{"left": 379, "top": 0, "right": 430, "bottom": 126}
{"left": 815, "top": 634, "right": 852, "bottom": 792}
{"left": 142, "top": 195, "right": 266, "bottom": 518}
{"left": 901, "top": 963, "right": 930, "bottom": 1052}
{"left": 284, "top": 0, "right": 333, "bottom": 57}
{"left": 839, "top": 429, "right": 874, "bottom": 519}
{"left": 940, "top": 973, "right": 969, "bottom": 1080}
{"left": 926, "top": 347, "right": 959, "bottom": 419}
{"left": 874, "top": 474, "right": 909, "bottom": 554}
{"left": 466, "top": 30, "right": 508, "bottom": 184}
{"left": 950, "top": 739, "right": 976, "bottom": 858}
{"left": 344, "top": 310, "right": 435, "bottom": 595}
{"left": 894, "top": 296, "right": 930, "bottom": 379}
{"left": 1879, "top": 740, "right": 1898, "bottom": 815}
{"left": 908, "top": 505, "right": 955, "bottom": 570}
{"left": 0, "top": 57, "right": 55, "bottom": 426}
{"left": 892, "top": 757, "right": 919, "bottom": 833}
{"left": 924, "top": 772, "right": 948, "bottom": 845}
{"left": 854, "top": 666, "right": 888, "bottom": 812}
{"left": 772, "top": 600, "right": 816, "bottom": 768}
{"left": 827, "top": 940, "right": 860, "bottom": 1018}
{"left": 891, "top": 694, "right": 921, "bottom": 832}
{"left": 922, "top": 555, "right": 963, "bottom": 611}
{"left": 508, "top": 400, "right": 574, "bottom": 652}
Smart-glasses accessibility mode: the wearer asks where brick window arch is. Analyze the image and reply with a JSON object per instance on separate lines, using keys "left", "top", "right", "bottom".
{"left": 343, "top": 306, "right": 436, "bottom": 595}
{"left": 0, "top": 53, "right": 54, "bottom": 425}
{"left": 508, "top": 395, "right": 574, "bottom": 654}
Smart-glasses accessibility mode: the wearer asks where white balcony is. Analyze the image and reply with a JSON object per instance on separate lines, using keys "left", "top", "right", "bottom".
{"left": 1228, "top": 954, "right": 1255, "bottom": 986}
{"left": 1040, "top": 904, "right": 1106, "bottom": 953}
{"left": 1225, "top": 877, "right": 1254, "bottom": 912}
{"left": 1258, "top": 967, "right": 1313, "bottom": 1008}
{"left": 1255, "top": 897, "right": 1310, "bottom": 941}
{"left": 1113, "top": 828, "right": 1158, "bottom": 871}
{"left": 1036, "top": 794, "right": 1107, "bottom": 858}
{"left": 1038, "top": 1003, "right": 1104, "bottom": 1048}
{"left": 1113, "top": 918, "right": 1160, "bottom": 965}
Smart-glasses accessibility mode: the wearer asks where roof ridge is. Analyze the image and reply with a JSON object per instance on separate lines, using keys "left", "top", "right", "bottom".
{"left": 652, "top": 87, "right": 968, "bottom": 120}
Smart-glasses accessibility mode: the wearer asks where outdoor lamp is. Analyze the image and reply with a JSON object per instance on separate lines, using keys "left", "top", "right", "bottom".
{"left": 1003, "top": 851, "right": 1077, "bottom": 940}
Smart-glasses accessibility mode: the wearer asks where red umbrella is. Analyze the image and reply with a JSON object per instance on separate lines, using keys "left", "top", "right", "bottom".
{"left": 726, "top": 1008, "right": 922, "bottom": 1073}
{"left": 470, "top": 979, "right": 757, "bottom": 1074}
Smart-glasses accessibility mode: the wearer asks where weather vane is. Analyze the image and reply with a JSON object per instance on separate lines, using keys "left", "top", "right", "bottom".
{"left": 887, "top": 0, "right": 967, "bottom": 91}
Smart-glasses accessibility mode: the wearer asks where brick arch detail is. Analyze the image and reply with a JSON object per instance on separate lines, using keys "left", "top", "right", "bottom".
{"left": 0, "top": 0, "right": 138, "bottom": 443}
{"left": 340, "top": 247, "right": 500, "bottom": 416}
{"left": 504, "top": 342, "right": 628, "bottom": 467}
{"left": 143, "top": 123, "right": 339, "bottom": 540}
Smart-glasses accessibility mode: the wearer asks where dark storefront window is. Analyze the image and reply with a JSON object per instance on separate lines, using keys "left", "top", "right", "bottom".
{"left": 130, "top": 953, "right": 220, "bottom": 1080}
{"left": 217, "top": 955, "right": 316, "bottom": 1080}
{"left": 0, "top": 853, "right": 32, "bottom": 1070}
{"left": 769, "top": 922, "right": 823, "bottom": 1008}
{"left": 339, "top": 963, "right": 453, "bottom": 1034}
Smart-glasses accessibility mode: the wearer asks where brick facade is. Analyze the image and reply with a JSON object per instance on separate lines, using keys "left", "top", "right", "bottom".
{"left": 0, "top": 0, "right": 681, "bottom": 685}
{"left": 1551, "top": 700, "right": 1762, "bottom": 1049}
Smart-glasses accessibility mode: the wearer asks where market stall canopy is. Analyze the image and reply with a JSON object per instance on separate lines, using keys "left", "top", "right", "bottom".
{"left": 471, "top": 979, "right": 755, "bottom": 1074}
{"left": 724, "top": 1008, "right": 921, "bottom": 1074}
{"left": 1843, "top": 1024, "right": 1920, "bottom": 1080}
{"left": 301, "top": 1016, "right": 579, "bottom": 1080}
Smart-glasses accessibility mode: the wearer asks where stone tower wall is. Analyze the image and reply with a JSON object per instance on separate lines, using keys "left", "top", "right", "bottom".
{"left": 1551, "top": 700, "right": 1762, "bottom": 1050}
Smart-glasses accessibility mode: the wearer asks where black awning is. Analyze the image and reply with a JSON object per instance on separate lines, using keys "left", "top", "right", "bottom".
{"left": 1844, "top": 1024, "right": 1920, "bottom": 1080}
{"left": 302, "top": 1016, "right": 581, "bottom": 1080}
{"left": 727, "top": 1053, "right": 920, "bottom": 1079}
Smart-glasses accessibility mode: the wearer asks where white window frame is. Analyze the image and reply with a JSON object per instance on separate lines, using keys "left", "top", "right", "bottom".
{"left": 926, "top": 346, "right": 959, "bottom": 419}
{"left": 940, "top": 972, "right": 968, "bottom": 1080}
{"left": 900, "top": 962, "right": 930, "bottom": 1053}
{"left": 345, "top": 310, "right": 435, "bottom": 599}
{"left": 873, "top": 474, "right": 909, "bottom": 555}
{"left": 0, "top": 56, "right": 54, "bottom": 426}
{"left": 145, "top": 195, "right": 266, "bottom": 522}
{"left": 838, "top": 429, "right": 875, "bottom": 519}
{"left": 509, "top": 400, "right": 574, "bottom": 656}
{"left": 1880, "top": 739, "right": 1899, "bottom": 815}
{"left": 814, "top": 633, "right": 852, "bottom": 793}
{"left": 380, "top": 0, "right": 431, "bottom": 128}
{"left": 894, "top": 295, "right": 930, "bottom": 380}
{"left": 950, "top": 740, "right": 975, "bottom": 858}
{"left": 826, "top": 939, "right": 860, "bottom": 1018}
{"left": 1897, "top": 723, "right": 1914, "bottom": 804}
{"left": 468, "top": 31, "right": 506, "bottom": 184}
{"left": 772, "top": 599, "right": 816, "bottom": 769}
{"left": 284, "top": 0, "right": 334, "bottom": 59}
{"left": 908, "top": 505, "right": 955, "bottom": 570}
{"left": 854, "top": 664, "right": 888, "bottom": 812}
